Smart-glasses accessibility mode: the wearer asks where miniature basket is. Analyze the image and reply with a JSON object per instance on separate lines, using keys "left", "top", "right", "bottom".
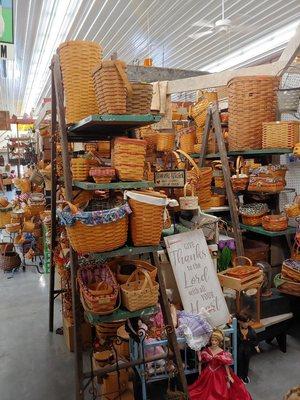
{"left": 107, "top": 258, "right": 157, "bottom": 284}
{"left": 113, "top": 137, "right": 146, "bottom": 181}
{"left": 78, "top": 261, "right": 119, "bottom": 315}
{"left": 0, "top": 205, "right": 12, "bottom": 228}
{"left": 262, "top": 121, "right": 299, "bottom": 149}
{"left": 92, "top": 60, "right": 132, "bottom": 114}
{"left": 178, "top": 126, "right": 196, "bottom": 154}
{"left": 228, "top": 76, "right": 279, "bottom": 150}
{"left": 157, "top": 131, "right": 175, "bottom": 152}
{"left": 58, "top": 40, "right": 102, "bottom": 124}
{"left": 248, "top": 176, "right": 285, "bottom": 193}
{"left": 124, "top": 190, "right": 169, "bottom": 246}
{"left": 239, "top": 203, "right": 269, "bottom": 226}
{"left": 58, "top": 200, "right": 130, "bottom": 254}
{"left": 121, "top": 268, "right": 159, "bottom": 312}
{"left": 89, "top": 167, "right": 116, "bottom": 183}
{"left": 262, "top": 214, "right": 288, "bottom": 231}
{"left": 126, "top": 82, "right": 153, "bottom": 114}
{"left": 231, "top": 156, "right": 249, "bottom": 192}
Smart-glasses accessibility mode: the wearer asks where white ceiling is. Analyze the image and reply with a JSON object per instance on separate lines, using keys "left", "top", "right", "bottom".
{"left": 1, "top": 0, "right": 300, "bottom": 117}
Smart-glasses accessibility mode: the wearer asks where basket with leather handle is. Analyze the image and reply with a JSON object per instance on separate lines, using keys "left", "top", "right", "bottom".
{"left": 231, "top": 156, "right": 249, "bottom": 192}
{"left": 121, "top": 268, "right": 159, "bottom": 312}
{"left": 92, "top": 60, "right": 132, "bottom": 114}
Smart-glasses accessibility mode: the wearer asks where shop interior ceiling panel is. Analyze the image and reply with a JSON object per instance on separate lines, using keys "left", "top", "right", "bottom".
{"left": 0, "top": 0, "right": 300, "bottom": 117}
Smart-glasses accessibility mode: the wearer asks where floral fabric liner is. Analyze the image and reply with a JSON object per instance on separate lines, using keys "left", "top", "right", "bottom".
{"left": 239, "top": 203, "right": 269, "bottom": 217}
{"left": 252, "top": 165, "right": 286, "bottom": 175}
{"left": 58, "top": 202, "right": 131, "bottom": 227}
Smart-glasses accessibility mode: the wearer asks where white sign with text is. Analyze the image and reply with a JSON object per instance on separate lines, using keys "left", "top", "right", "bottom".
{"left": 164, "top": 229, "right": 229, "bottom": 327}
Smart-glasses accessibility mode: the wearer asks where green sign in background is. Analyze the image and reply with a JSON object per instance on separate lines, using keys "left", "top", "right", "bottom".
{"left": 0, "top": 0, "right": 14, "bottom": 44}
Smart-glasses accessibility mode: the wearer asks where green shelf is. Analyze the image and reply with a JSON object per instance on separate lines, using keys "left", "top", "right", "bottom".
{"left": 85, "top": 306, "right": 158, "bottom": 325}
{"left": 73, "top": 180, "right": 155, "bottom": 190}
{"left": 240, "top": 224, "right": 296, "bottom": 237}
{"left": 91, "top": 245, "right": 162, "bottom": 260}
{"left": 67, "top": 114, "right": 161, "bottom": 141}
{"left": 190, "top": 148, "right": 292, "bottom": 159}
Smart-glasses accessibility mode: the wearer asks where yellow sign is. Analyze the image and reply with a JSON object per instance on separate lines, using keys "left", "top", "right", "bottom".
{"left": 18, "top": 124, "right": 34, "bottom": 131}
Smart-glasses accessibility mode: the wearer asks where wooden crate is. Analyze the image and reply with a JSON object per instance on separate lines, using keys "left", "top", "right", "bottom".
{"left": 218, "top": 269, "right": 263, "bottom": 291}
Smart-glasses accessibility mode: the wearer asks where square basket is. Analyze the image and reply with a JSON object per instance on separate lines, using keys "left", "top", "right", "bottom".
{"left": 262, "top": 121, "right": 299, "bottom": 149}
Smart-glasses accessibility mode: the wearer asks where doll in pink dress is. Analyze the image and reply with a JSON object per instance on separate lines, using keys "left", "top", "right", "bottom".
{"left": 189, "top": 329, "right": 252, "bottom": 400}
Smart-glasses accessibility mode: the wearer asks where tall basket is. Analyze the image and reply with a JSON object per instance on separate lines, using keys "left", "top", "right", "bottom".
{"left": 58, "top": 40, "right": 102, "bottom": 124}
{"left": 228, "top": 76, "right": 279, "bottom": 150}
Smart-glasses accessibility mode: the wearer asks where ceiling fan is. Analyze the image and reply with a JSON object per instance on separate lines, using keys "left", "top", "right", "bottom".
{"left": 189, "top": 0, "right": 253, "bottom": 39}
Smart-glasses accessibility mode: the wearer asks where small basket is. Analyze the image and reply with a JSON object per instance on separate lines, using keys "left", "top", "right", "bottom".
{"left": 190, "top": 90, "right": 218, "bottom": 127}
{"left": 157, "top": 131, "right": 175, "bottom": 152}
{"left": 113, "top": 137, "right": 146, "bottom": 181}
{"left": 239, "top": 203, "right": 269, "bottom": 226}
{"left": 231, "top": 156, "right": 249, "bottom": 192}
{"left": 126, "top": 82, "right": 153, "bottom": 114}
{"left": 206, "top": 194, "right": 226, "bottom": 208}
{"left": 281, "top": 259, "right": 300, "bottom": 283}
{"left": 121, "top": 269, "right": 159, "bottom": 312}
{"left": 0, "top": 248, "right": 21, "bottom": 272}
{"left": 262, "top": 214, "right": 288, "bottom": 231}
{"left": 285, "top": 195, "right": 300, "bottom": 218}
{"left": 29, "top": 169, "right": 44, "bottom": 185}
{"left": 89, "top": 167, "right": 116, "bottom": 183}
{"left": 108, "top": 258, "right": 157, "bottom": 284}
{"left": 28, "top": 199, "right": 46, "bottom": 216}
{"left": 0, "top": 205, "right": 12, "bottom": 228}
{"left": 179, "top": 183, "right": 198, "bottom": 210}
{"left": 262, "top": 121, "right": 299, "bottom": 149}
{"left": 248, "top": 176, "right": 285, "bottom": 193}
{"left": 251, "top": 165, "right": 287, "bottom": 179}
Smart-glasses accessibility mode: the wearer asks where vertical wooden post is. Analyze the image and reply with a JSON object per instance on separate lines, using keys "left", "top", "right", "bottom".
{"left": 198, "top": 109, "right": 212, "bottom": 167}
{"left": 52, "top": 54, "right": 84, "bottom": 400}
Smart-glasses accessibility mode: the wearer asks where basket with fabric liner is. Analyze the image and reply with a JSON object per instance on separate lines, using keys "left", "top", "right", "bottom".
{"left": 58, "top": 199, "right": 131, "bottom": 254}
{"left": 113, "top": 137, "right": 146, "bottom": 181}
{"left": 78, "top": 260, "right": 119, "bottom": 315}
{"left": 251, "top": 164, "right": 287, "bottom": 179}
{"left": 239, "top": 203, "right": 269, "bottom": 226}
{"left": 281, "top": 259, "right": 300, "bottom": 283}
{"left": 262, "top": 121, "right": 299, "bottom": 149}
{"left": 107, "top": 258, "right": 157, "bottom": 284}
{"left": 261, "top": 214, "right": 288, "bottom": 231}
{"left": 126, "top": 82, "right": 153, "bottom": 114}
{"left": 58, "top": 40, "right": 102, "bottom": 124}
{"left": 248, "top": 176, "right": 285, "bottom": 193}
{"left": 121, "top": 268, "right": 159, "bottom": 312}
{"left": 92, "top": 60, "right": 132, "bottom": 114}
{"left": 274, "top": 273, "right": 300, "bottom": 297}
{"left": 228, "top": 76, "right": 279, "bottom": 150}
{"left": 124, "top": 190, "right": 170, "bottom": 246}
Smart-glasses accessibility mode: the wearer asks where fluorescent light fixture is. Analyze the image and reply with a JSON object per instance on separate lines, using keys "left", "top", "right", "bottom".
{"left": 202, "top": 20, "right": 300, "bottom": 73}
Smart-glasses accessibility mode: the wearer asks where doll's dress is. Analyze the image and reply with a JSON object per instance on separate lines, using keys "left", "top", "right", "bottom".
{"left": 189, "top": 348, "right": 252, "bottom": 400}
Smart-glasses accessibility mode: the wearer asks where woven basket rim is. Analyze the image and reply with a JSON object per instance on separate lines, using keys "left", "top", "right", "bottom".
{"left": 228, "top": 75, "right": 279, "bottom": 85}
{"left": 58, "top": 40, "right": 102, "bottom": 51}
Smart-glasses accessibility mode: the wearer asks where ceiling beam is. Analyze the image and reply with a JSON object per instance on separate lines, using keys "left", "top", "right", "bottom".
{"left": 165, "top": 23, "right": 300, "bottom": 94}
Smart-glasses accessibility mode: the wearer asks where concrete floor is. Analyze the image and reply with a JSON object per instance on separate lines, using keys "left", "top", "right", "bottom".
{"left": 0, "top": 269, "right": 299, "bottom": 400}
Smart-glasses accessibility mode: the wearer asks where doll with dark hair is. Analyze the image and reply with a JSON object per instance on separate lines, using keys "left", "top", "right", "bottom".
{"left": 236, "top": 310, "right": 260, "bottom": 384}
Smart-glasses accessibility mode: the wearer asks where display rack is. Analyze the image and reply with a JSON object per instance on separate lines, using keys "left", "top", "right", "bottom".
{"left": 49, "top": 54, "right": 188, "bottom": 400}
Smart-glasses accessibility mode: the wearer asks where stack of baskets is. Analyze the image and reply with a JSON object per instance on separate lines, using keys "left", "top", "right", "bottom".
{"left": 275, "top": 259, "right": 300, "bottom": 296}
{"left": 92, "top": 60, "right": 130, "bottom": 114}
{"left": 58, "top": 40, "right": 102, "bottom": 124}
{"left": 126, "top": 83, "right": 153, "bottom": 114}
{"left": 228, "top": 76, "right": 279, "bottom": 150}
{"left": 262, "top": 121, "right": 300, "bottom": 149}
{"left": 113, "top": 138, "right": 146, "bottom": 181}
{"left": 71, "top": 158, "right": 99, "bottom": 181}
{"left": 138, "top": 125, "right": 158, "bottom": 159}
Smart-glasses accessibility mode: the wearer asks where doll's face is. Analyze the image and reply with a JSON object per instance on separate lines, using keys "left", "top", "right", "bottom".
{"left": 211, "top": 337, "right": 220, "bottom": 348}
{"left": 238, "top": 320, "right": 250, "bottom": 329}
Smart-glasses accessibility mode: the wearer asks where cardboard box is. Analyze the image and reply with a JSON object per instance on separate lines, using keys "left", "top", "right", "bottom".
{"left": 63, "top": 317, "right": 92, "bottom": 352}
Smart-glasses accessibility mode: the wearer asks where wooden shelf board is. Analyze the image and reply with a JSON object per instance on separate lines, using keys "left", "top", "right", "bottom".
{"left": 240, "top": 224, "right": 296, "bottom": 237}
{"left": 73, "top": 180, "right": 155, "bottom": 190}
{"left": 91, "top": 245, "right": 162, "bottom": 260}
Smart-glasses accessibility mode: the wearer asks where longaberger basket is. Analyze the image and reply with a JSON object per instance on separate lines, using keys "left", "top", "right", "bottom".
{"left": 58, "top": 200, "right": 131, "bottom": 254}
{"left": 0, "top": 205, "right": 12, "bottom": 228}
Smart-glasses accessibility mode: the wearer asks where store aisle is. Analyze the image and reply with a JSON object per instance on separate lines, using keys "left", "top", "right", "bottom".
{"left": 1, "top": 267, "right": 300, "bottom": 400}
{"left": 0, "top": 269, "right": 74, "bottom": 400}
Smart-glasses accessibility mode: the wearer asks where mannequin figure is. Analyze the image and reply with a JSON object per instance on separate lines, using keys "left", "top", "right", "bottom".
{"left": 236, "top": 310, "right": 260, "bottom": 384}
{"left": 189, "top": 329, "right": 252, "bottom": 400}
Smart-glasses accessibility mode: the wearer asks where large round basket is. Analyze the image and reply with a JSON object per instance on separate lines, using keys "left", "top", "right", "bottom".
{"left": 228, "top": 76, "right": 279, "bottom": 150}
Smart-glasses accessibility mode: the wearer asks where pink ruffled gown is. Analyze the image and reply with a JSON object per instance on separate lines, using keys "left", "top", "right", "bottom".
{"left": 189, "top": 348, "right": 252, "bottom": 400}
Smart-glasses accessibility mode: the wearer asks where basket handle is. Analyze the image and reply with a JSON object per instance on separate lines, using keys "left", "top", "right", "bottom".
{"left": 1, "top": 243, "right": 9, "bottom": 256}
{"left": 235, "top": 156, "right": 244, "bottom": 178}
{"left": 232, "top": 256, "right": 252, "bottom": 267}
{"left": 163, "top": 151, "right": 182, "bottom": 170}
{"left": 115, "top": 60, "right": 133, "bottom": 97}
{"left": 183, "top": 182, "right": 194, "bottom": 197}
{"left": 126, "top": 268, "right": 154, "bottom": 290}
{"left": 176, "top": 149, "right": 201, "bottom": 174}
{"left": 60, "top": 201, "right": 79, "bottom": 215}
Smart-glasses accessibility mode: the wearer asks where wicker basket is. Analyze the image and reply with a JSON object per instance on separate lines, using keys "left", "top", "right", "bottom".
{"left": 0, "top": 205, "right": 12, "bottom": 228}
{"left": 157, "top": 131, "right": 175, "bottom": 152}
{"left": 85, "top": 143, "right": 98, "bottom": 153}
{"left": 89, "top": 167, "right": 116, "bottom": 183}
{"left": 108, "top": 258, "right": 157, "bottom": 284}
{"left": 248, "top": 176, "right": 285, "bottom": 193}
{"left": 5, "top": 223, "right": 21, "bottom": 233}
{"left": 92, "top": 60, "right": 131, "bottom": 114}
{"left": 28, "top": 199, "right": 46, "bottom": 217}
{"left": 262, "top": 214, "right": 288, "bottom": 231}
{"left": 191, "top": 91, "right": 218, "bottom": 128}
{"left": 179, "top": 126, "right": 196, "bottom": 154}
{"left": 121, "top": 269, "right": 159, "bottom": 312}
{"left": 71, "top": 158, "right": 98, "bottom": 181}
{"left": 206, "top": 194, "right": 226, "bottom": 208}
{"left": 281, "top": 259, "right": 300, "bottom": 283}
{"left": 61, "top": 200, "right": 130, "bottom": 254}
{"left": 0, "top": 249, "right": 21, "bottom": 272}
{"left": 95, "top": 321, "right": 124, "bottom": 340}
{"left": 239, "top": 203, "right": 269, "bottom": 226}
{"left": 78, "top": 261, "right": 119, "bottom": 315}
{"left": 58, "top": 40, "right": 102, "bottom": 124}
{"left": 231, "top": 156, "right": 249, "bottom": 192}
{"left": 251, "top": 165, "right": 287, "bottom": 179}
{"left": 277, "top": 88, "right": 300, "bottom": 112}
{"left": 98, "top": 141, "right": 111, "bottom": 158}
{"left": 262, "top": 121, "right": 299, "bottom": 149}
{"left": 228, "top": 76, "right": 279, "bottom": 150}
{"left": 275, "top": 274, "right": 300, "bottom": 296}
{"left": 285, "top": 195, "right": 300, "bottom": 217}
{"left": 113, "top": 137, "right": 146, "bottom": 181}
{"left": 126, "top": 82, "right": 153, "bottom": 114}
{"left": 124, "top": 190, "right": 168, "bottom": 246}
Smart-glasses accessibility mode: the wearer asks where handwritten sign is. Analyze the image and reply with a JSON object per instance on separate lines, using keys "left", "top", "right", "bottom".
{"left": 154, "top": 169, "right": 186, "bottom": 188}
{"left": 164, "top": 230, "right": 229, "bottom": 327}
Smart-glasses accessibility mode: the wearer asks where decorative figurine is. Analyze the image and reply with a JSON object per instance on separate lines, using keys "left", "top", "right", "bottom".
{"left": 236, "top": 310, "right": 260, "bottom": 384}
{"left": 189, "top": 329, "right": 252, "bottom": 400}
